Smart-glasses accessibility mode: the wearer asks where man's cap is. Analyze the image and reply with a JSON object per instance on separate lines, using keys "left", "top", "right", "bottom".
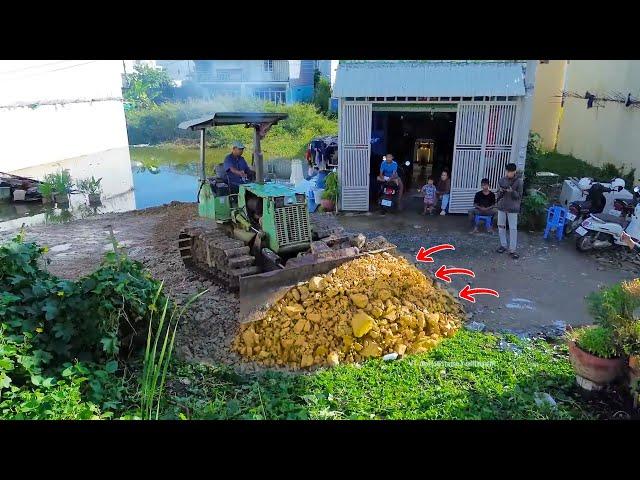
{"left": 232, "top": 141, "right": 245, "bottom": 149}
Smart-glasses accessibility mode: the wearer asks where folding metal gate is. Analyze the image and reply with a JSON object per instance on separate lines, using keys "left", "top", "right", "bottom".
{"left": 449, "top": 102, "right": 519, "bottom": 213}
{"left": 338, "top": 102, "right": 372, "bottom": 211}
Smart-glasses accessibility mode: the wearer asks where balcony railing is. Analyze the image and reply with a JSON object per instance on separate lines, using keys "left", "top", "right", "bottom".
{"left": 195, "top": 61, "right": 289, "bottom": 83}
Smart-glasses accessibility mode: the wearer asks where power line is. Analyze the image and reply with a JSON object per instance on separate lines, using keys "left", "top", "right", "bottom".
{"left": 0, "top": 61, "right": 100, "bottom": 84}
{"left": 0, "top": 60, "right": 72, "bottom": 76}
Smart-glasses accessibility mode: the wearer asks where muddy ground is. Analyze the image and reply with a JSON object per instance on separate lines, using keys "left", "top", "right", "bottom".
{"left": 2, "top": 201, "right": 638, "bottom": 372}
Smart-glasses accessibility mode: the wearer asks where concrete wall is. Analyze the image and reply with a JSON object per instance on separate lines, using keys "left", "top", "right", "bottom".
{"left": 555, "top": 60, "right": 640, "bottom": 172}
{"left": 0, "top": 60, "right": 129, "bottom": 172}
{"left": 530, "top": 60, "right": 566, "bottom": 150}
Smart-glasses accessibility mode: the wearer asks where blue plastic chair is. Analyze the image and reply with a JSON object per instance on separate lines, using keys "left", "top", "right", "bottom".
{"left": 543, "top": 205, "right": 567, "bottom": 241}
{"left": 475, "top": 214, "right": 493, "bottom": 230}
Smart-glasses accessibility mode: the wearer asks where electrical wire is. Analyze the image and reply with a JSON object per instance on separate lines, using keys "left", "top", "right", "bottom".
{"left": 0, "top": 60, "right": 73, "bottom": 76}
{"left": 0, "top": 61, "right": 100, "bottom": 84}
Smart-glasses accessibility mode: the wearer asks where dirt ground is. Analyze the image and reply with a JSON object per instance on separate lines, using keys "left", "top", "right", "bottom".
{"left": 2, "top": 200, "right": 638, "bottom": 371}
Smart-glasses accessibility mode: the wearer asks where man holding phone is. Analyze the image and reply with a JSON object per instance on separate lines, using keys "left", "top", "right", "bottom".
{"left": 495, "top": 163, "right": 524, "bottom": 259}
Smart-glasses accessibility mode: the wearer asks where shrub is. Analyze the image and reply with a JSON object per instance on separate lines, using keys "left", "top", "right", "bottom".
{"left": 572, "top": 326, "right": 617, "bottom": 359}
{"left": 519, "top": 190, "right": 548, "bottom": 230}
{"left": 125, "top": 99, "right": 338, "bottom": 159}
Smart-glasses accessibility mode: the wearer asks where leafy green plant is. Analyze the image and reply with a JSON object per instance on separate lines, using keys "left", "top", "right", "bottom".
{"left": 570, "top": 326, "right": 618, "bottom": 359}
{"left": 123, "top": 64, "right": 175, "bottom": 109}
{"left": 38, "top": 182, "right": 54, "bottom": 198}
{"left": 77, "top": 176, "right": 103, "bottom": 196}
{"left": 519, "top": 190, "right": 548, "bottom": 230}
{"left": 588, "top": 279, "right": 640, "bottom": 356}
{"left": 313, "top": 71, "right": 331, "bottom": 114}
{"left": 140, "top": 285, "right": 206, "bottom": 420}
{"left": 321, "top": 171, "right": 339, "bottom": 201}
{"left": 43, "top": 169, "right": 73, "bottom": 195}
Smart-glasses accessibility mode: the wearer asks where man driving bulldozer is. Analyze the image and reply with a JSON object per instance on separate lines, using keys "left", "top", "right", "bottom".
{"left": 223, "top": 141, "right": 255, "bottom": 192}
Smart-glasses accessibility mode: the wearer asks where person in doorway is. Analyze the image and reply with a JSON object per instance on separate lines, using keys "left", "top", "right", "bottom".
{"left": 223, "top": 141, "right": 255, "bottom": 191}
{"left": 377, "top": 153, "right": 404, "bottom": 209}
{"left": 469, "top": 178, "right": 497, "bottom": 233}
{"left": 420, "top": 176, "right": 437, "bottom": 215}
{"left": 495, "top": 163, "right": 524, "bottom": 259}
{"left": 436, "top": 170, "right": 451, "bottom": 215}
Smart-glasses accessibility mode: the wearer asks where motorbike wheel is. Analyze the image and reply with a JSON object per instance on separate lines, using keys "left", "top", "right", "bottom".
{"left": 576, "top": 233, "right": 595, "bottom": 252}
{"left": 565, "top": 219, "right": 579, "bottom": 235}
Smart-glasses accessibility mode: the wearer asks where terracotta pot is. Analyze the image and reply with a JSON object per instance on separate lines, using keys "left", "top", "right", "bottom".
{"left": 320, "top": 199, "right": 335, "bottom": 211}
{"left": 568, "top": 341, "right": 625, "bottom": 385}
{"left": 630, "top": 355, "right": 640, "bottom": 376}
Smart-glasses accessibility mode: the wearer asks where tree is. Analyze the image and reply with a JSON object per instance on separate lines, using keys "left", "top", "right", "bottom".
{"left": 313, "top": 76, "right": 331, "bottom": 114}
{"left": 123, "top": 64, "right": 175, "bottom": 109}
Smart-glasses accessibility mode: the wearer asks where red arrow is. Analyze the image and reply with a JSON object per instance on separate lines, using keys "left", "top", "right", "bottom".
{"left": 435, "top": 265, "right": 476, "bottom": 283}
{"left": 458, "top": 285, "right": 500, "bottom": 303}
{"left": 416, "top": 244, "right": 455, "bottom": 263}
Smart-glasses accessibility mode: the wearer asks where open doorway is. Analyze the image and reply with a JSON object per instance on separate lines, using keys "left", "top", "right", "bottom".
{"left": 370, "top": 110, "right": 456, "bottom": 206}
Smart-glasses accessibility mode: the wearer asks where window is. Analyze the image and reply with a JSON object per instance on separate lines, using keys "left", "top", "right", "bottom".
{"left": 253, "top": 88, "right": 286, "bottom": 104}
{"left": 263, "top": 60, "right": 274, "bottom": 72}
{"left": 217, "top": 70, "right": 231, "bottom": 81}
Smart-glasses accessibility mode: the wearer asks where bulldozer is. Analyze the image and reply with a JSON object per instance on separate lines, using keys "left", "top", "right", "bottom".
{"left": 176, "top": 112, "right": 396, "bottom": 321}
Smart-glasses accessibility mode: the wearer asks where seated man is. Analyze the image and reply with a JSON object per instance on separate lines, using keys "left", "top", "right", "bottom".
{"left": 223, "top": 141, "right": 255, "bottom": 192}
{"left": 376, "top": 153, "right": 404, "bottom": 209}
{"left": 468, "top": 178, "right": 497, "bottom": 233}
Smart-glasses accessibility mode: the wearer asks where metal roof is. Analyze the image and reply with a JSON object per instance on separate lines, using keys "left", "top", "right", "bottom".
{"left": 333, "top": 61, "right": 526, "bottom": 98}
{"left": 178, "top": 112, "right": 288, "bottom": 130}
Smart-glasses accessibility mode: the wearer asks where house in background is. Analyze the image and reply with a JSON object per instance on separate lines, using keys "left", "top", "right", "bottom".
{"left": 0, "top": 60, "right": 135, "bottom": 214}
{"left": 532, "top": 60, "right": 640, "bottom": 176}
{"left": 193, "top": 60, "right": 315, "bottom": 104}
{"left": 156, "top": 60, "right": 195, "bottom": 87}
{"left": 332, "top": 60, "right": 538, "bottom": 212}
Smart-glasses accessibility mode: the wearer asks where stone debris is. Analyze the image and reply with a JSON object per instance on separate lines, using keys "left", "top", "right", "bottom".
{"left": 233, "top": 252, "right": 465, "bottom": 369}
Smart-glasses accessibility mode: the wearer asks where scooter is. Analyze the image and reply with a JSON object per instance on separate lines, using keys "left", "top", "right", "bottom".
{"left": 378, "top": 178, "right": 400, "bottom": 213}
{"left": 575, "top": 186, "right": 640, "bottom": 252}
{"left": 565, "top": 178, "right": 626, "bottom": 235}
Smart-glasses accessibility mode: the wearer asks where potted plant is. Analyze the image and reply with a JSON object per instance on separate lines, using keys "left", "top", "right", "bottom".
{"left": 38, "top": 181, "right": 54, "bottom": 204}
{"left": 567, "top": 326, "right": 625, "bottom": 388}
{"left": 77, "top": 176, "right": 103, "bottom": 205}
{"left": 44, "top": 169, "right": 74, "bottom": 206}
{"left": 321, "top": 171, "right": 339, "bottom": 211}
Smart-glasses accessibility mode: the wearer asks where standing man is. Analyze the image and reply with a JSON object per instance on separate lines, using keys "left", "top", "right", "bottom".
{"left": 223, "top": 141, "right": 255, "bottom": 192}
{"left": 377, "top": 153, "right": 404, "bottom": 209}
{"left": 495, "top": 163, "right": 524, "bottom": 259}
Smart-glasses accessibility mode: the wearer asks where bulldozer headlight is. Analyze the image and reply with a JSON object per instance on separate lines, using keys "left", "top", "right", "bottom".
{"left": 274, "top": 196, "right": 285, "bottom": 208}
{"left": 295, "top": 193, "right": 305, "bottom": 203}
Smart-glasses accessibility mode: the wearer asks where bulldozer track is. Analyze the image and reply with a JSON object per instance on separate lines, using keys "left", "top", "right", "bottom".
{"left": 178, "top": 221, "right": 259, "bottom": 291}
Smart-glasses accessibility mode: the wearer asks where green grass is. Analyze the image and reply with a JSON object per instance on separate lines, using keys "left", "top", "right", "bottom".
{"left": 537, "top": 151, "right": 603, "bottom": 180}
{"left": 163, "top": 330, "right": 597, "bottom": 420}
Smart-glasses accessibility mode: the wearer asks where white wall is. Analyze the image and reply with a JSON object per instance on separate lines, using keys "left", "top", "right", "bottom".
{"left": 0, "top": 60, "right": 129, "bottom": 172}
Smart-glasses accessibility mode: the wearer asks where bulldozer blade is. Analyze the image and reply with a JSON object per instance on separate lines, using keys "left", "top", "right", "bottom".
{"left": 238, "top": 245, "right": 397, "bottom": 324}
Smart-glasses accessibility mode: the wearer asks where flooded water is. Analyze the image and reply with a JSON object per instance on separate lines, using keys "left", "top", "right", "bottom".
{"left": 0, "top": 145, "right": 285, "bottom": 232}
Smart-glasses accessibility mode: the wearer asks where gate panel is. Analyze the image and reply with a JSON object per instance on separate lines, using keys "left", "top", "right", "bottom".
{"left": 450, "top": 102, "right": 519, "bottom": 213}
{"left": 339, "top": 102, "right": 372, "bottom": 211}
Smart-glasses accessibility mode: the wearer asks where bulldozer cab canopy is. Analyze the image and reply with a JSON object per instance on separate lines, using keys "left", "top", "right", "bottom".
{"left": 178, "top": 112, "right": 288, "bottom": 131}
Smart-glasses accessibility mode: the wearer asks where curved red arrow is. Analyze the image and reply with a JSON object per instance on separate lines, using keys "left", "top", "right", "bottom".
{"left": 416, "top": 244, "right": 455, "bottom": 263}
{"left": 435, "top": 265, "right": 476, "bottom": 283}
{"left": 459, "top": 285, "right": 500, "bottom": 303}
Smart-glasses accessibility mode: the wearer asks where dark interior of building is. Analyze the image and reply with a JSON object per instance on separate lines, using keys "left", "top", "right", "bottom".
{"left": 369, "top": 111, "right": 456, "bottom": 206}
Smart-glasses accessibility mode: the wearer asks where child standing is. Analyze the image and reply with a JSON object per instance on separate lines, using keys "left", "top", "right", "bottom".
{"left": 420, "top": 177, "right": 437, "bottom": 215}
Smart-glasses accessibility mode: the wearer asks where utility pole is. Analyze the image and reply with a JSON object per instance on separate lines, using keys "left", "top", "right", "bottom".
{"left": 516, "top": 60, "right": 538, "bottom": 171}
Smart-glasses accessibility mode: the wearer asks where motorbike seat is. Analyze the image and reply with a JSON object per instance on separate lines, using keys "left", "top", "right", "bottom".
{"left": 592, "top": 213, "right": 628, "bottom": 225}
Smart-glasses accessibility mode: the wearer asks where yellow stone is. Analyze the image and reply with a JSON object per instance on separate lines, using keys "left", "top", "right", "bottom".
{"left": 315, "top": 345, "right": 328, "bottom": 357}
{"left": 361, "top": 341, "right": 382, "bottom": 358}
{"left": 350, "top": 293, "right": 369, "bottom": 309}
{"left": 309, "top": 276, "right": 325, "bottom": 291}
{"left": 301, "top": 355, "right": 314, "bottom": 368}
{"left": 378, "top": 289, "right": 392, "bottom": 301}
{"left": 371, "top": 306, "right": 383, "bottom": 318}
{"left": 293, "top": 319, "right": 306, "bottom": 334}
{"left": 327, "top": 352, "right": 340, "bottom": 367}
{"left": 395, "top": 344, "right": 407, "bottom": 356}
{"left": 307, "top": 312, "right": 321, "bottom": 322}
{"left": 351, "top": 311, "right": 375, "bottom": 338}
{"left": 285, "top": 304, "right": 305, "bottom": 317}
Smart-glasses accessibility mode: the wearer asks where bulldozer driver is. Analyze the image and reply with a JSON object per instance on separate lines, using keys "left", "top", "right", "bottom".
{"left": 223, "top": 141, "right": 256, "bottom": 192}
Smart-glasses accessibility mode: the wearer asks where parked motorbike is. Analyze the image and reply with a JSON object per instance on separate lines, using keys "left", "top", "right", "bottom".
{"left": 575, "top": 186, "right": 640, "bottom": 252}
{"left": 378, "top": 179, "right": 400, "bottom": 213}
{"left": 565, "top": 178, "right": 625, "bottom": 235}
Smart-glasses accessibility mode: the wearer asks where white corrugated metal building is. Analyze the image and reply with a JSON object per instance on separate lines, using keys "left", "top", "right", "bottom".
{"left": 332, "top": 60, "right": 537, "bottom": 212}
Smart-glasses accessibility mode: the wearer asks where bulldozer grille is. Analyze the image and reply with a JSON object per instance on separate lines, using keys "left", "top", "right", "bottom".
{"left": 274, "top": 205, "right": 311, "bottom": 247}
